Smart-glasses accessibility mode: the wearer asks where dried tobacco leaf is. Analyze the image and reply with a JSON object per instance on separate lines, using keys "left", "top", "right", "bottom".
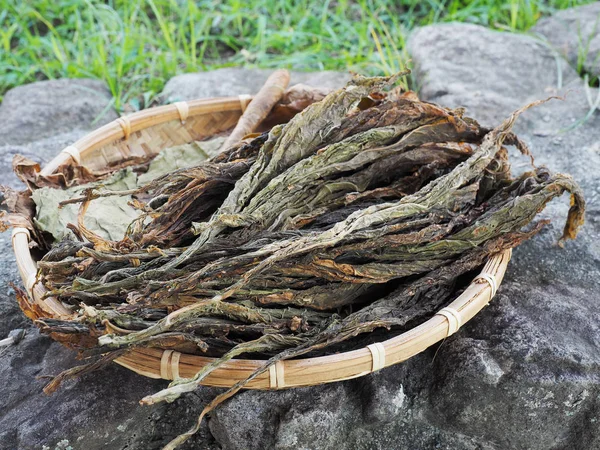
{"left": 2, "top": 73, "right": 585, "bottom": 450}
{"left": 32, "top": 169, "right": 139, "bottom": 241}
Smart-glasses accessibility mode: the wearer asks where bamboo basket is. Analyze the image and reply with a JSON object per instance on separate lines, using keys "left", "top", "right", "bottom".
{"left": 10, "top": 95, "right": 512, "bottom": 390}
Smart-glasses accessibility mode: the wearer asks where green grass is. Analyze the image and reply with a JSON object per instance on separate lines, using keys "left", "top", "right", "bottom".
{"left": 1, "top": 0, "right": 595, "bottom": 111}
{"left": 575, "top": 11, "right": 600, "bottom": 87}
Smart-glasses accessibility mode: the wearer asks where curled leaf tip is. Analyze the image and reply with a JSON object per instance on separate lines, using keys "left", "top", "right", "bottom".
{"left": 495, "top": 96, "right": 563, "bottom": 140}
{"left": 559, "top": 191, "right": 586, "bottom": 246}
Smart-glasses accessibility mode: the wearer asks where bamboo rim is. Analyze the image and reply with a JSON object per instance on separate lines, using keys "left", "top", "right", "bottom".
{"left": 10, "top": 96, "right": 512, "bottom": 389}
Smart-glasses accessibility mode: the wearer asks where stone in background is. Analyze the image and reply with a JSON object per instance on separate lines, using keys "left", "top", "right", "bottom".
{"left": 533, "top": 2, "right": 600, "bottom": 80}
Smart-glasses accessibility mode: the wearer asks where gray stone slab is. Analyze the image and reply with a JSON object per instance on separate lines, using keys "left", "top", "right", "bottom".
{"left": 0, "top": 79, "right": 117, "bottom": 146}
{"left": 534, "top": 2, "right": 600, "bottom": 79}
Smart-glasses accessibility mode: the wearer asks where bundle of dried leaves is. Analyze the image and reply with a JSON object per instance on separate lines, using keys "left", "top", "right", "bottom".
{"left": 0, "top": 72, "right": 585, "bottom": 449}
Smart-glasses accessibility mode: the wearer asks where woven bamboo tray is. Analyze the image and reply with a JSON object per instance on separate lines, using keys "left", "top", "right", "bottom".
{"left": 10, "top": 96, "right": 511, "bottom": 390}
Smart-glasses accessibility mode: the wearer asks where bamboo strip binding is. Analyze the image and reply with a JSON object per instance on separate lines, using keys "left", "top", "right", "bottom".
{"left": 10, "top": 96, "right": 512, "bottom": 389}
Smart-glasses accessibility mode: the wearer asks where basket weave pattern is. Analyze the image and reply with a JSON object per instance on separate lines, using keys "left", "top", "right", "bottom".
{"left": 11, "top": 96, "right": 511, "bottom": 389}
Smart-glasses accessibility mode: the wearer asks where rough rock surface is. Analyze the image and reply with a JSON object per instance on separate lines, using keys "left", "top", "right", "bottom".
{"left": 0, "top": 79, "right": 117, "bottom": 189}
{"left": 533, "top": 2, "right": 600, "bottom": 79}
{"left": 0, "top": 79, "right": 117, "bottom": 146}
{"left": 2, "top": 8, "right": 600, "bottom": 450}
{"left": 408, "top": 23, "right": 581, "bottom": 127}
